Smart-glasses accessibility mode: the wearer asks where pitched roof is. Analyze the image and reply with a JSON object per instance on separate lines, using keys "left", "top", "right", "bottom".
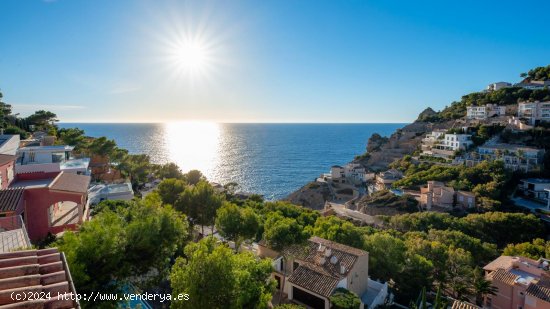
{"left": 48, "top": 172, "right": 90, "bottom": 194}
{"left": 0, "top": 188, "right": 24, "bottom": 213}
{"left": 451, "top": 300, "right": 481, "bottom": 309}
{"left": 283, "top": 237, "right": 366, "bottom": 279}
{"left": 489, "top": 268, "right": 518, "bottom": 285}
{"left": 0, "top": 154, "right": 15, "bottom": 166}
{"left": 484, "top": 256, "right": 514, "bottom": 272}
{"left": 288, "top": 264, "right": 340, "bottom": 298}
{"left": 526, "top": 283, "right": 550, "bottom": 302}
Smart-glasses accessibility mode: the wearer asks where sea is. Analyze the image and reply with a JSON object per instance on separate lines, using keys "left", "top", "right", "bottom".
{"left": 59, "top": 123, "right": 405, "bottom": 200}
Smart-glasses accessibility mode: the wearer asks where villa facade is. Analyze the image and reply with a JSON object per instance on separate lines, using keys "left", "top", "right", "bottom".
{"left": 466, "top": 104, "right": 506, "bottom": 120}
{"left": 15, "top": 145, "right": 90, "bottom": 176}
{"left": 258, "top": 237, "right": 387, "bottom": 309}
{"left": 484, "top": 255, "right": 550, "bottom": 309}
{"left": 518, "top": 101, "right": 550, "bottom": 126}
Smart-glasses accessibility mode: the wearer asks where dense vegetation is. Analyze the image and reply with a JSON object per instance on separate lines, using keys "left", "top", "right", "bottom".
{"left": 521, "top": 64, "right": 550, "bottom": 80}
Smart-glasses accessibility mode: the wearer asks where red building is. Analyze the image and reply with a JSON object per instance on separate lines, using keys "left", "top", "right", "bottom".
{"left": 0, "top": 154, "right": 15, "bottom": 189}
{"left": 0, "top": 171, "right": 90, "bottom": 242}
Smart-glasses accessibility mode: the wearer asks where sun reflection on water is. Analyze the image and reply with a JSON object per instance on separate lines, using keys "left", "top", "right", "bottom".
{"left": 164, "top": 121, "right": 221, "bottom": 175}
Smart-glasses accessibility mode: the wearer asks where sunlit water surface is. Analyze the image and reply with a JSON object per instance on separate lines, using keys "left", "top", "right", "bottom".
{"left": 60, "top": 122, "right": 403, "bottom": 199}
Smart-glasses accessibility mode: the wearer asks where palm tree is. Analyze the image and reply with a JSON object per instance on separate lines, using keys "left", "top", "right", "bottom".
{"left": 409, "top": 287, "right": 448, "bottom": 309}
{"left": 473, "top": 268, "right": 497, "bottom": 306}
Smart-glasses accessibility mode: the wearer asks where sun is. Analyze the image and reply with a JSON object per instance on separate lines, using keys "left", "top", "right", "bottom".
{"left": 174, "top": 40, "right": 208, "bottom": 73}
{"left": 167, "top": 37, "right": 213, "bottom": 79}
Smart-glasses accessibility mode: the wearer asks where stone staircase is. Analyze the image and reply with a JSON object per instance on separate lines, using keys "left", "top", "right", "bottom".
{"left": 0, "top": 248, "right": 79, "bottom": 309}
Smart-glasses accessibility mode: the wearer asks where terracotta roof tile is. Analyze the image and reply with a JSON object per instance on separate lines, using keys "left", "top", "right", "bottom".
{"left": 283, "top": 237, "right": 364, "bottom": 279}
{"left": 288, "top": 264, "right": 339, "bottom": 298}
{"left": 451, "top": 300, "right": 480, "bottom": 309}
{"left": 484, "top": 256, "right": 514, "bottom": 272}
{"left": 490, "top": 268, "right": 518, "bottom": 285}
{"left": 526, "top": 283, "right": 550, "bottom": 302}
{"left": 48, "top": 172, "right": 90, "bottom": 194}
{"left": 0, "top": 188, "right": 24, "bottom": 213}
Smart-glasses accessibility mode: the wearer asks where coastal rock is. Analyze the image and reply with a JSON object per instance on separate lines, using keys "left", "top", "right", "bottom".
{"left": 285, "top": 181, "right": 331, "bottom": 210}
{"left": 366, "top": 133, "right": 389, "bottom": 153}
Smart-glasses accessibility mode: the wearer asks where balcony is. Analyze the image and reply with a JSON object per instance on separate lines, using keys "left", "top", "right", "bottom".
{"left": 0, "top": 216, "right": 31, "bottom": 253}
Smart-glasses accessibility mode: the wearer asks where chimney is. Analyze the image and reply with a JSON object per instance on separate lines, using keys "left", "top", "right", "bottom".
{"left": 340, "top": 262, "right": 346, "bottom": 275}
{"left": 324, "top": 248, "right": 332, "bottom": 257}
{"left": 426, "top": 192, "right": 433, "bottom": 210}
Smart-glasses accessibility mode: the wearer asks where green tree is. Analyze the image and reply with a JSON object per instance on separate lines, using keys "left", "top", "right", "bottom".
{"left": 157, "top": 178, "right": 187, "bottom": 205}
{"left": 363, "top": 232, "right": 406, "bottom": 282}
{"left": 263, "top": 212, "right": 309, "bottom": 304}
{"left": 312, "top": 216, "right": 364, "bottom": 249}
{"left": 176, "top": 181, "right": 223, "bottom": 235}
{"left": 87, "top": 136, "right": 117, "bottom": 158}
{"left": 26, "top": 110, "right": 58, "bottom": 127}
{"left": 503, "top": 238, "right": 549, "bottom": 259}
{"left": 472, "top": 267, "right": 497, "bottom": 306}
{"left": 170, "top": 238, "right": 273, "bottom": 309}
{"left": 58, "top": 127, "right": 87, "bottom": 150}
{"left": 184, "top": 169, "right": 205, "bottom": 185}
{"left": 215, "top": 202, "right": 259, "bottom": 251}
{"left": 329, "top": 288, "right": 361, "bottom": 309}
{"left": 156, "top": 162, "right": 185, "bottom": 180}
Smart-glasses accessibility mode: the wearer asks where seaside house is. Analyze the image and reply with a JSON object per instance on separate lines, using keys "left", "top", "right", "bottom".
{"left": 0, "top": 248, "right": 80, "bottom": 308}
{"left": 419, "top": 181, "right": 476, "bottom": 210}
{"left": 88, "top": 182, "right": 134, "bottom": 205}
{"left": 430, "top": 134, "right": 473, "bottom": 158}
{"left": 257, "top": 236, "right": 388, "bottom": 309}
{"left": 473, "top": 144, "right": 545, "bottom": 172}
{"left": 0, "top": 171, "right": 91, "bottom": 242}
{"left": 515, "top": 80, "right": 550, "bottom": 90}
{"left": 374, "top": 169, "right": 403, "bottom": 192}
{"left": 420, "top": 129, "right": 447, "bottom": 156}
{"left": 329, "top": 163, "right": 374, "bottom": 185}
{"left": 466, "top": 104, "right": 506, "bottom": 120}
{"left": 518, "top": 178, "right": 550, "bottom": 206}
{"left": 15, "top": 145, "right": 90, "bottom": 176}
{"left": 487, "top": 82, "right": 512, "bottom": 91}
{"left": 518, "top": 101, "right": 550, "bottom": 126}
{"left": 484, "top": 255, "right": 550, "bottom": 309}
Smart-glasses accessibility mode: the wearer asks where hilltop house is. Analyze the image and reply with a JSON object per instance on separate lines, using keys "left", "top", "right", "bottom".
{"left": 258, "top": 237, "right": 388, "bottom": 309}
{"left": 518, "top": 101, "right": 550, "bottom": 126}
{"left": 16, "top": 145, "right": 90, "bottom": 176}
{"left": 0, "top": 171, "right": 91, "bottom": 242}
{"left": 329, "top": 163, "right": 374, "bottom": 185}
{"left": 471, "top": 144, "right": 545, "bottom": 172}
{"left": 466, "top": 104, "right": 506, "bottom": 120}
{"left": 487, "top": 82, "right": 512, "bottom": 91}
{"left": 419, "top": 181, "right": 476, "bottom": 210}
{"left": 373, "top": 169, "right": 403, "bottom": 192}
{"left": 515, "top": 80, "right": 550, "bottom": 90}
{"left": 423, "top": 132, "right": 473, "bottom": 158}
{"left": 484, "top": 255, "right": 550, "bottom": 309}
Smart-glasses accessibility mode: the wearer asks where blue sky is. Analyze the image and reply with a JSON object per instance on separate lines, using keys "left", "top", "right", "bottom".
{"left": 0, "top": 0, "right": 549, "bottom": 123}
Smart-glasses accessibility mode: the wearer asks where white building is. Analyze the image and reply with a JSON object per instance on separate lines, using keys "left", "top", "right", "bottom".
{"left": 518, "top": 179, "right": 550, "bottom": 205}
{"left": 487, "top": 82, "right": 511, "bottom": 91}
{"left": 421, "top": 129, "right": 447, "bottom": 155}
{"left": 15, "top": 145, "right": 90, "bottom": 175}
{"left": 518, "top": 101, "right": 550, "bottom": 125}
{"left": 88, "top": 182, "right": 134, "bottom": 205}
{"left": 467, "top": 104, "right": 506, "bottom": 120}
{"left": 426, "top": 133, "right": 473, "bottom": 158}
{"left": 330, "top": 164, "right": 373, "bottom": 184}
{"left": 515, "top": 80, "right": 550, "bottom": 90}
{"left": 475, "top": 144, "right": 545, "bottom": 172}
{"left": 0, "top": 135, "right": 20, "bottom": 155}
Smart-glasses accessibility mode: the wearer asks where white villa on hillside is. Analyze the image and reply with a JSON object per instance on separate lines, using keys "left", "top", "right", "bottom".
{"left": 16, "top": 145, "right": 90, "bottom": 175}
{"left": 469, "top": 144, "right": 546, "bottom": 172}
{"left": 518, "top": 101, "right": 550, "bottom": 126}
{"left": 467, "top": 104, "right": 506, "bottom": 120}
{"left": 515, "top": 80, "right": 550, "bottom": 90}
{"left": 422, "top": 131, "right": 473, "bottom": 158}
{"left": 330, "top": 163, "right": 374, "bottom": 185}
{"left": 258, "top": 237, "right": 388, "bottom": 309}
{"left": 486, "top": 82, "right": 511, "bottom": 91}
